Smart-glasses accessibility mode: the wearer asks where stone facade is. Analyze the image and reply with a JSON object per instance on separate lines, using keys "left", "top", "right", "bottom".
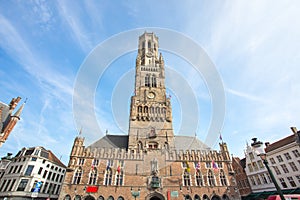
{"left": 59, "top": 32, "right": 239, "bottom": 200}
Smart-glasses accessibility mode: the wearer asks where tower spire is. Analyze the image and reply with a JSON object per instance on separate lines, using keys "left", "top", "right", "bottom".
{"left": 128, "top": 32, "right": 175, "bottom": 151}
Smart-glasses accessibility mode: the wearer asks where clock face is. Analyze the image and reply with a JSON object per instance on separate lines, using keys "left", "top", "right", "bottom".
{"left": 147, "top": 92, "right": 155, "bottom": 99}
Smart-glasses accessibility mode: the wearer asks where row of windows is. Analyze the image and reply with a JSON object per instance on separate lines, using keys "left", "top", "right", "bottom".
{"left": 247, "top": 160, "right": 264, "bottom": 172}
{"left": 9, "top": 157, "right": 65, "bottom": 173}
{"left": 183, "top": 169, "right": 228, "bottom": 187}
{"left": 249, "top": 173, "right": 273, "bottom": 186}
{"left": 237, "top": 179, "right": 250, "bottom": 189}
{"left": 182, "top": 161, "right": 223, "bottom": 169}
{"left": 145, "top": 75, "right": 157, "bottom": 87}
{"left": 72, "top": 168, "right": 124, "bottom": 186}
{"left": 8, "top": 164, "right": 23, "bottom": 174}
{"left": 272, "top": 161, "right": 299, "bottom": 175}
{"left": 137, "top": 106, "right": 166, "bottom": 114}
{"left": 64, "top": 195, "right": 124, "bottom": 200}
{"left": 269, "top": 150, "right": 300, "bottom": 164}
{"left": 279, "top": 176, "right": 298, "bottom": 188}
{"left": 0, "top": 178, "right": 61, "bottom": 194}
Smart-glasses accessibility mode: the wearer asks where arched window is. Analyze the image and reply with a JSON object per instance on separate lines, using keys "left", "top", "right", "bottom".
{"left": 195, "top": 171, "right": 204, "bottom": 186}
{"left": 156, "top": 107, "right": 160, "bottom": 114}
{"left": 164, "top": 142, "right": 169, "bottom": 149}
{"left": 89, "top": 168, "right": 97, "bottom": 185}
{"left": 185, "top": 195, "right": 192, "bottom": 200}
{"left": 150, "top": 107, "right": 154, "bottom": 114}
{"left": 115, "top": 170, "right": 124, "bottom": 186}
{"left": 73, "top": 167, "right": 82, "bottom": 184}
{"left": 117, "top": 197, "right": 124, "bottom": 200}
{"left": 142, "top": 41, "right": 145, "bottom": 49}
{"left": 144, "top": 106, "right": 148, "bottom": 113}
{"left": 138, "top": 106, "right": 142, "bottom": 113}
{"left": 105, "top": 168, "right": 113, "bottom": 185}
{"left": 219, "top": 169, "right": 227, "bottom": 186}
{"left": 203, "top": 194, "right": 210, "bottom": 200}
{"left": 151, "top": 76, "right": 157, "bottom": 87}
{"left": 162, "top": 108, "right": 166, "bottom": 114}
{"left": 137, "top": 141, "right": 143, "bottom": 151}
{"left": 108, "top": 196, "right": 114, "bottom": 200}
{"left": 75, "top": 195, "right": 81, "bottom": 200}
{"left": 208, "top": 170, "right": 216, "bottom": 186}
{"left": 194, "top": 194, "right": 201, "bottom": 200}
{"left": 148, "top": 41, "right": 151, "bottom": 49}
{"left": 183, "top": 169, "right": 191, "bottom": 186}
{"left": 64, "top": 195, "right": 71, "bottom": 200}
{"left": 145, "top": 75, "right": 150, "bottom": 87}
{"left": 98, "top": 196, "right": 105, "bottom": 200}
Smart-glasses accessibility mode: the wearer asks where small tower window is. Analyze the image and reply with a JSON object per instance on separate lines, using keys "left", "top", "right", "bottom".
{"left": 142, "top": 41, "right": 145, "bottom": 49}
{"left": 151, "top": 76, "right": 157, "bottom": 87}
{"left": 138, "top": 106, "right": 142, "bottom": 113}
{"left": 145, "top": 75, "right": 150, "bottom": 87}
{"left": 148, "top": 41, "right": 151, "bottom": 49}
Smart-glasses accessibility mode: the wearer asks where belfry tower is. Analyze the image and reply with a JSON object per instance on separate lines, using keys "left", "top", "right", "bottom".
{"left": 128, "top": 32, "right": 175, "bottom": 151}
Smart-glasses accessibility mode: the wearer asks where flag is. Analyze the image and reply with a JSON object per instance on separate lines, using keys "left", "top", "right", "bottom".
{"left": 196, "top": 162, "right": 200, "bottom": 171}
{"left": 91, "top": 163, "right": 95, "bottom": 170}
{"left": 219, "top": 133, "right": 223, "bottom": 141}
{"left": 117, "top": 161, "right": 121, "bottom": 173}
{"left": 106, "top": 163, "right": 110, "bottom": 171}
{"left": 212, "top": 160, "right": 218, "bottom": 170}
{"left": 186, "top": 162, "right": 190, "bottom": 173}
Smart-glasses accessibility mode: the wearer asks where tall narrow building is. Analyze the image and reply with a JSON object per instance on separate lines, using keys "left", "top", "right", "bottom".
{"left": 59, "top": 32, "right": 238, "bottom": 200}
{"left": 128, "top": 33, "right": 174, "bottom": 151}
{"left": 0, "top": 97, "right": 25, "bottom": 147}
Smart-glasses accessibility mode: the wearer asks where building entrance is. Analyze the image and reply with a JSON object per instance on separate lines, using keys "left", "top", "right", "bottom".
{"left": 146, "top": 192, "right": 165, "bottom": 200}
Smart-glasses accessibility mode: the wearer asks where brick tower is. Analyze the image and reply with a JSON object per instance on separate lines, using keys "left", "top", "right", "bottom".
{"left": 128, "top": 32, "right": 174, "bottom": 151}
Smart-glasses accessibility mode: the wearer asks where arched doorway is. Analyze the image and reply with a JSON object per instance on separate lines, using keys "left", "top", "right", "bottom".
{"left": 211, "top": 195, "right": 221, "bottom": 200}
{"left": 222, "top": 194, "right": 230, "bottom": 200}
{"left": 146, "top": 192, "right": 165, "bottom": 200}
{"left": 85, "top": 195, "right": 96, "bottom": 200}
{"left": 150, "top": 197, "right": 161, "bottom": 200}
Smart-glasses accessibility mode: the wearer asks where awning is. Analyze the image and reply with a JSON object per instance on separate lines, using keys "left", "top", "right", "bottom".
{"left": 242, "top": 187, "right": 300, "bottom": 200}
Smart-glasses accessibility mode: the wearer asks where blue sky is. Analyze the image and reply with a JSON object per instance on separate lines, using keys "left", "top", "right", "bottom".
{"left": 1, "top": 1, "right": 300, "bottom": 164}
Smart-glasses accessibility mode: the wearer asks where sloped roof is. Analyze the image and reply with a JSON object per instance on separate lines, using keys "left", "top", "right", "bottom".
{"left": 88, "top": 135, "right": 129, "bottom": 149}
{"left": 174, "top": 135, "right": 210, "bottom": 151}
{"left": 265, "top": 134, "right": 296, "bottom": 153}
{"left": 88, "top": 134, "right": 209, "bottom": 151}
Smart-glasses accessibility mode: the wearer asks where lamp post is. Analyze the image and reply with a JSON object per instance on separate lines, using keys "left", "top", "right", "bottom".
{"left": 251, "top": 138, "right": 285, "bottom": 200}
{"left": 131, "top": 187, "right": 140, "bottom": 200}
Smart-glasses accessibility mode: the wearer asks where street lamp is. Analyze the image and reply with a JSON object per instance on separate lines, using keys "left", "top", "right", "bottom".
{"left": 131, "top": 187, "right": 140, "bottom": 200}
{"left": 251, "top": 138, "right": 285, "bottom": 200}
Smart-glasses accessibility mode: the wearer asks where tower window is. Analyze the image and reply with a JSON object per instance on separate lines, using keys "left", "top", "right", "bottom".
{"left": 145, "top": 75, "right": 150, "bottom": 87}
{"left": 148, "top": 41, "right": 151, "bottom": 49}
{"left": 138, "top": 106, "right": 142, "bottom": 113}
{"left": 151, "top": 76, "right": 157, "bottom": 87}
